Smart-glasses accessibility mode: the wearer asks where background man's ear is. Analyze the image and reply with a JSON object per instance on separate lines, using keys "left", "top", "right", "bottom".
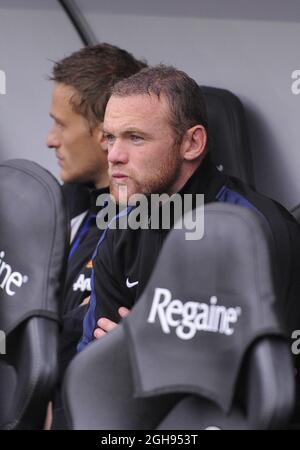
{"left": 182, "top": 125, "right": 207, "bottom": 161}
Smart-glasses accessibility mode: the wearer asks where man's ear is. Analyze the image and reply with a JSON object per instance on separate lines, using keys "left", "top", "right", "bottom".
{"left": 182, "top": 125, "right": 207, "bottom": 161}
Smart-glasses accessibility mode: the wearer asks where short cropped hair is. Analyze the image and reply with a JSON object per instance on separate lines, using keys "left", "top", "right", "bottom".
{"left": 110, "top": 65, "right": 208, "bottom": 145}
{"left": 50, "top": 43, "right": 147, "bottom": 129}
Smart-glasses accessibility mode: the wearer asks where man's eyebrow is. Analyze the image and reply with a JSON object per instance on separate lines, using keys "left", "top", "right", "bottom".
{"left": 49, "top": 112, "right": 60, "bottom": 121}
{"left": 49, "top": 113, "right": 64, "bottom": 124}
{"left": 124, "top": 128, "right": 148, "bottom": 135}
{"left": 103, "top": 127, "right": 150, "bottom": 137}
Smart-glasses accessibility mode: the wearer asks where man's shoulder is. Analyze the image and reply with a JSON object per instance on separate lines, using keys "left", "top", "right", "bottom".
{"left": 62, "top": 183, "right": 91, "bottom": 219}
{"left": 223, "top": 177, "right": 300, "bottom": 236}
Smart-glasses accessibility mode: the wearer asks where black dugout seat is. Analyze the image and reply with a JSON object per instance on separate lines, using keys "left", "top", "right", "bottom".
{"left": 202, "top": 86, "right": 254, "bottom": 186}
{"left": 0, "top": 159, "right": 68, "bottom": 429}
{"left": 63, "top": 203, "right": 294, "bottom": 430}
{"left": 291, "top": 204, "right": 300, "bottom": 224}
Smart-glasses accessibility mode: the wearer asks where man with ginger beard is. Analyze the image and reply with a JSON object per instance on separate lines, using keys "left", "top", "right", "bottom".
{"left": 78, "top": 65, "right": 300, "bottom": 351}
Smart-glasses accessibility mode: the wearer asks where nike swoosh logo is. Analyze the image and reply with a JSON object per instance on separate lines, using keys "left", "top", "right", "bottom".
{"left": 126, "top": 277, "right": 139, "bottom": 288}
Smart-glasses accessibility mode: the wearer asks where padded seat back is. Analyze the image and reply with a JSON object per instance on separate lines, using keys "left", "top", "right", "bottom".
{"left": 202, "top": 86, "right": 254, "bottom": 185}
{"left": 63, "top": 203, "right": 294, "bottom": 429}
{"left": 0, "top": 159, "right": 68, "bottom": 429}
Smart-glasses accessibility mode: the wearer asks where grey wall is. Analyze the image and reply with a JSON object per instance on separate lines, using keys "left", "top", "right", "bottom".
{"left": 0, "top": 0, "right": 82, "bottom": 180}
{"left": 76, "top": 0, "right": 300, "bottom": 209}
{"left": 0, "top": 0, "right": 300, "bottom": 209}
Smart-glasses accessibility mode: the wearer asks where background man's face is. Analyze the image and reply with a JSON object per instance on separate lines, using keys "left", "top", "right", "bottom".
{"left": 104, "top": 94, "right": 183, "bottom": 203}
{"left": 47, "top": 83, "right": 107, "bottom": 187}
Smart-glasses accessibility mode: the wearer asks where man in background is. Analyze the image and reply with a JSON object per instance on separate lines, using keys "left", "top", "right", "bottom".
{"left": 46, "top": 43, "right": 147, "bottom": 428}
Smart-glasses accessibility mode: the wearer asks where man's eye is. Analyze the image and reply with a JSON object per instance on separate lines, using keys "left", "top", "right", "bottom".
{"left": 105, "top": 134, "right": 115, "bottom": 144}
{"left": 131, "top": 135, "right": 143, "bottom": 143}
{"left": 55, "top": 120, "right": 64, "bottom": 130}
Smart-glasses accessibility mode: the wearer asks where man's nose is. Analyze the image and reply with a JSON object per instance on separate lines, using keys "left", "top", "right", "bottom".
{"left": 46, "top": 128, "right": 60, "bottom": 149}
{"left": 107, "top": 140, "right": 129, "bottom": 164}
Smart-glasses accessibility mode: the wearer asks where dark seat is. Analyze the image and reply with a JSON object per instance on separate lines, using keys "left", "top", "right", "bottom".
{"left": 291, "top": 203, "right": 300, "bottom": 223}
{"left": 0, "top": 159, "right": 68, "bottom": 429}
{"left": 63, "top": 203, "right": 294, "bottom": 430}
{"left": 202, "top": 86, "right": 254, "bottom": 186}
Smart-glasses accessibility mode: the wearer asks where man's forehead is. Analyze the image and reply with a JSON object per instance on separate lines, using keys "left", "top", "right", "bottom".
{"left": 104, "top": 94, "right": 169, "bottom": 128}
{"left": 51, "top": 83, "right": 73, "bottom": 112}
{"left": 50, "top": 82, "right": 84, "bottom": 122}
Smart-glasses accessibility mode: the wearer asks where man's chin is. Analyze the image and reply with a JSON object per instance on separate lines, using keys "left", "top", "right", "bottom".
{"left": 111, "top": 190, "right": 129, "bottom": 205}
{"left": 112, "top": 186, "right": 145, "bottom": 206}
{"left": 59, "top": 168, "right": 70, "bottom": 183}
{"left": 60, "top": 171, "right": 91, "bottom": 186}
{"left": 60, "top": 174, "right": 75, "bottom": 185}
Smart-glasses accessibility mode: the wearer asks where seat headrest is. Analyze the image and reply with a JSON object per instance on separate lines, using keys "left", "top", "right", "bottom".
{"left": 291, "top": 203, "right": 300, "bottom": 224}
{"left": 202, "top": 86, "right": 254, "bottom": 186}
{"left": 125, "top": 203, "right": 283, "bottom": 412}
{"left": 0, "top": 159, "right": 68, "bottom": 334}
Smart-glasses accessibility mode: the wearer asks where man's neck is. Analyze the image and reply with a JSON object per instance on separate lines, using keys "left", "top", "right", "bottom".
{"left": 169, "top": 159, "right": 202, "bottom": 196}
